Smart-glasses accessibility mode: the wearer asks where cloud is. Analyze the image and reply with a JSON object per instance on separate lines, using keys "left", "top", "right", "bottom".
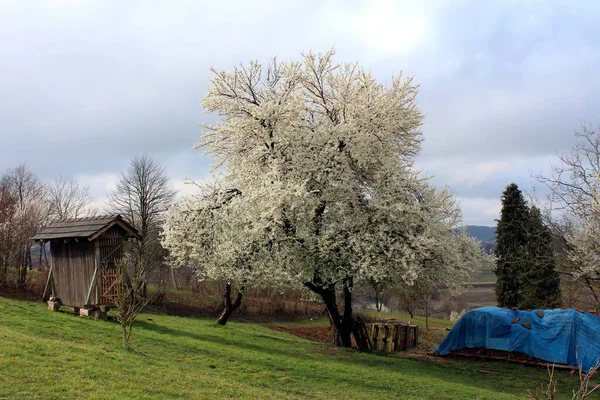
{"left": 457, "top": 197, "right": 502, "bottom": 227}
{"left": 325, "top": 0, "right": 437, "bottom": 56}
{"left": 1, "top": 1, "right": 599, "bottom": 226}
{"left": 74, "top": 173, "right": 119, "bottom": 199}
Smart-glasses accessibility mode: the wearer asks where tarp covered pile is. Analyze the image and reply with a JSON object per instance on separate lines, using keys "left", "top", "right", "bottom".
{"left": 436, "top": 306, "right": 600, "bottom": 372}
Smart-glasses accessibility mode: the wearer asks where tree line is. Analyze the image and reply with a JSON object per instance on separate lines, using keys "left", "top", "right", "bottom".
{"left": 0, "top": 156, "right": 174, "bottom": 299}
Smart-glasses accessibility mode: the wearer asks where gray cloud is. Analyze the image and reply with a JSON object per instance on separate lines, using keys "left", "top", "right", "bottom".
{"left": 1, "top": 0, "right": 599, "bottom": 225}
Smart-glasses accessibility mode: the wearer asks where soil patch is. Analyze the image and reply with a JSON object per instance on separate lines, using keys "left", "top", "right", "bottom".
{"left": 446, "top": 348, "right": 578, "bottom": 371}
{"left": 266, "top": 324, "right": 333, "bottom": 344}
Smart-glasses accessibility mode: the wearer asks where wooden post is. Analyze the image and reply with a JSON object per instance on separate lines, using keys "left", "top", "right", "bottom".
{"left": 85, "top": 265, "right": 99, "bottom": 307}
{"left": 42, "top": 266, "right": 54, "bottom": 301}
{"left": 414, "top": 325, "right": 419, "bottom": 348}
{"left": 382, "top": 325, "right": 389, "bottom": 351}
{"left": 80, "top": 308, "right": 92, "bottom": 317}
{"left": 47, "top": 300, "right": 60, "bottom": 311}
{"left": 392, "top": 324, "right": 400, "bottom": 351}
{"left": 367, "top": 322, "right": 419, "bottom": 353}
{"left": 41, "top": 240, "right": 57, "bottom": 301}
{"left": 94, "top": 240, "right": 100, "bottom": 305}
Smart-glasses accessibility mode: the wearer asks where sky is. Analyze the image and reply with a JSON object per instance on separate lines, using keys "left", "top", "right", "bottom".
{"left": 1, "top": 0, "right": 599, "bottom": 226}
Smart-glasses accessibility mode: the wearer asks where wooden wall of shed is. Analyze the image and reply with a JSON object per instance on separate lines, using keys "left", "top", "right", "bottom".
{"left": 97, "top": 225, "right": 128, "bottom": 305}
{"left": 51, "top": 240, "right": 97, "bottom": 308}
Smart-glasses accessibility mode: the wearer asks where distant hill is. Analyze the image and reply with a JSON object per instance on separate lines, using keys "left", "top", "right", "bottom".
{"left": 464, "top": 225, "right": 496, "bottom": 242}
{"left": 463, "top": 225, "right": 496, "bottom": 254}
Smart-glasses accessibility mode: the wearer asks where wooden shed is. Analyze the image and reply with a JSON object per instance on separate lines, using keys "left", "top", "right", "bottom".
{"left": 32, "top": 215, "right": 141, "bottom": 317}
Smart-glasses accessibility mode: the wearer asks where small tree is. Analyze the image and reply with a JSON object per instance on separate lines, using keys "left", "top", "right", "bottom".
{"left": 109, "top": 155, "right": 175, "bottom": 293}
{"left": 115, "top": 261, "right": 149, "bottom": 350}
{"left": 163, "top": 186, "right": 288, "bottom": 326}
{"left": 494, "top": 183, "right": 529, "bottom": 307}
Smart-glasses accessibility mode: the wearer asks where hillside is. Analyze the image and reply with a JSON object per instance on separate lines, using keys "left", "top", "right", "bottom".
{"left": 464, "top": 225, "right": 496, "bottom": 242}
{"left": 0, "top": 297, "right": 581, "bottom": 399}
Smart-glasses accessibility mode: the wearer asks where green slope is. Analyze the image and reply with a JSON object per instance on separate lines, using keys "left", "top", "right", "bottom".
{"left": 0, "top": 297, "right": 579, "bottom": 399}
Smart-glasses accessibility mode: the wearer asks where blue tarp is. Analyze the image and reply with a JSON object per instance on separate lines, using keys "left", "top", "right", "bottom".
{"left": 436, "top": 307, "right": 600, "bottom": 372}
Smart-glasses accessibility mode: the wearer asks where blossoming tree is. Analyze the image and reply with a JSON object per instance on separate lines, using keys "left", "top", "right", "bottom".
{"left": 163, "top": 51, "right": 483, "bottom": 345}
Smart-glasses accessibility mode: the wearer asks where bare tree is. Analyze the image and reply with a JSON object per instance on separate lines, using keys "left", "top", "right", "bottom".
{"left": 115, "top": 260, "right": 149, "bottom": 350}
{"left": 4, "top": 165, "right": 46, "bottom": 211}
{"left": 46, "top": 176, "right": 91, "bottom": 220}
{"left": 108, "top": 155, "right": 175, "bottom": 292}
{"left": 0, "top": 180, "right": 18, "bottom": 285}
{"left": 528, "top": 362, "right": 600, "bottom": 400}
{"left": 537, "top": 125, "right": 600, "bottom": 310}
{"left": 0, "top": 165, "right": 47, "bottom": 288}
{"left": 538, "top": 125, "right": 600, "bottom": 221}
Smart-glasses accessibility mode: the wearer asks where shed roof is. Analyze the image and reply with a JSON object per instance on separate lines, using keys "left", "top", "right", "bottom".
{"left": 31, "top": 215, "right": 141, "bottom": 241}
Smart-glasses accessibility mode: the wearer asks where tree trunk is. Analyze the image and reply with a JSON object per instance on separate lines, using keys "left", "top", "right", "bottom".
{"left": 122, "top": 324, "right": 129, "bottom": 349}
{"left": 17, "top": 246, "right": 28, "bottom": 289}
{"left": 375, "top": 289, "right": 382, "bottom": 312}
{"left": 304, "top": 279, "right": 359, "bottom": 349}
{"left": 341, "top": 278, "right": 354, "bottom": 346}
{"left": 584, "top": 278, "right": 600, "bottom": 313}
{"left": 406, "top": 299, "right": 415, "bottom": 319}
{"left": 171, "top": 266, "right": 178, "bottom": 290}
{"left": 425, "top": 298, "right": 429, "bottom": 330}
{"left": 217, "top": 282, "right": 244, "bottom": 325}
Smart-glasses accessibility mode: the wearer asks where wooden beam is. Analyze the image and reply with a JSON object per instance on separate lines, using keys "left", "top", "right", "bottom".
{"left": 42, "top": 266, "right": 53, "bottom": 301}
{"left": 85, "top": 264, "right": 99, "bottom": 307}
{"left": 41, "top": 241, "right": 55, "bottom": 301}
{"left": 94, "top": 240, "right": 100, "bottom": 305}
{"left": 88, "top": 219, "right": 141, "bottom": 242}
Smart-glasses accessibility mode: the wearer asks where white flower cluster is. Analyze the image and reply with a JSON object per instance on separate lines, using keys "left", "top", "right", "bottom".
{"left": 162, "top": 50, "right": 483, "bottom": 294}
{"left": 565, "top": 224, "right": 600, "bottom": 280}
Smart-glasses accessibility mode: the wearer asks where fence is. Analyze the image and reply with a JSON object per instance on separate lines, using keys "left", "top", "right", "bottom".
{"left": 368, "top": 322, "right": 418, "bottom": 352}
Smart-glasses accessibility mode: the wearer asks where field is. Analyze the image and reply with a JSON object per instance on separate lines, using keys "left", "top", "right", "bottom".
{"left": 457, "top": 282, "right": 498, "bottom": 310}
{"left": 472, "top": 269, "right": 497, "bottom": 283}
{"left": 0, "top": 296, "right": 584, "bottom": 399}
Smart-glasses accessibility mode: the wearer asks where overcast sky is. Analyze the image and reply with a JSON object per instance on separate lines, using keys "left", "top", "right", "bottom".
{"left": 1, "top": 0, "right": 599, "bottom": 226}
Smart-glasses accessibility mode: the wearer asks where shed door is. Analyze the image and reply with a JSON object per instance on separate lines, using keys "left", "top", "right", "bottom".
{"left": 98, "top": 233, "right": 123, "bottom": 305}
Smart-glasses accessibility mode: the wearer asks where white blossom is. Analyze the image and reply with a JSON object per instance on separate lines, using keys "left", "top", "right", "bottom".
{"left": 162, "top": 50, "right": 482, "bottom": 317}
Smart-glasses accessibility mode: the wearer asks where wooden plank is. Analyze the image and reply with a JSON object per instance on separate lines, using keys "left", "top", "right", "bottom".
{"left": 94, "top": 240, "right": 100, "bottom": 304}
{"left": 85, "top": 265, "right": 99, "bottom": 306}
{"left": 42, "top": 265, "right": 53, "bottom": 301}
{"left": 88, "top": 219, "right": 140, "bottom": 241}
{"left": 414, "top": 326, "right": 418, "bottom": 348}
{"left": 366, "top": 322, "right": 419, "bottom": 352}
{"left": 47, "top": 300, "right": 60, "bottom": 311}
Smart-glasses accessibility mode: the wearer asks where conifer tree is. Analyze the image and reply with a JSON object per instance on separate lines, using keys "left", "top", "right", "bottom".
{"left": 494, "top": 183, "right": 529, "bottom": 307}
{"left": 519, "top": 206, "right": 561, "bottom": 309}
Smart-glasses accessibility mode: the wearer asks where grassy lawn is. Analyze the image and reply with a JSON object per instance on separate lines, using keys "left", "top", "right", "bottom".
{"left": 0, "top": 297, "right": 581, "bottom": 399}
{"left": 472, "top": 269, "right": 497, "bottom": 283}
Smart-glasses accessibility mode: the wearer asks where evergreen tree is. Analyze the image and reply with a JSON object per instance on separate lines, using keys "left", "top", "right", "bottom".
{"left": 494, "top": 183, "right": 529, "bottom": 307}
{"left": 519, "top": 206, "right": 561, "bottom": 309}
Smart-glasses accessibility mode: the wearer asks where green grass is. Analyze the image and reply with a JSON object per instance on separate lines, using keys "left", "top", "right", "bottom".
{"left": 473, "top": 269, "right": 497, "bottom": 283}
{"left": 0, "top": 297, "right": 581, "bottom": 399}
